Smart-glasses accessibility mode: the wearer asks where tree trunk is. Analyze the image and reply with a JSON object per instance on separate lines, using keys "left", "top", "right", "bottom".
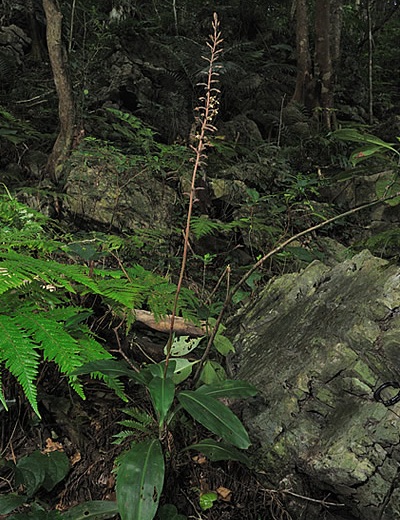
{"left": 315, "top": 0, "right": 334, "bottom": 129}
{"left": 27, "top": 0, "right": 44, "bottom": 62}
{"left": 292, "top": 0, "right": 313, "bottom": 107}
{"left": 42, "top": 0, "right": 75, "bottom": 183}
{"left": 330, "top": 0, "right": 343, "bottom": 65}
{"left": 366, "top": 0, "right": 374, "bottom": 124}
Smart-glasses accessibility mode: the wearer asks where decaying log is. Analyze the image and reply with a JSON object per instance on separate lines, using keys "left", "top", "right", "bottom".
{"left": 132, "top": 309, "right": 206, "bottom": 337}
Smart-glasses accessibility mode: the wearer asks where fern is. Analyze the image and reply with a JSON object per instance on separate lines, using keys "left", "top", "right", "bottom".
{"left": 112, "top": 408, "right": 154, "bottom": 444}
{"left": 191, "top": 215, "right": 223, "bottom": 239}
{"left": 0, "top": 315, "right": 41, "bottom": 415}
{"left": 0, "top": 293, "right": 112, "bottom": 411}
{"left": 0, "top": 106, "right": 45, "bottom": 144}
{"left": 0, "top": 194, "right": 201, "bottom": 415}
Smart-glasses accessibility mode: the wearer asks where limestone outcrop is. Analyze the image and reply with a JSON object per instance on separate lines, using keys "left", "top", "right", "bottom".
{"left": 232, "top": 250, "right": 400, "bottom": 519}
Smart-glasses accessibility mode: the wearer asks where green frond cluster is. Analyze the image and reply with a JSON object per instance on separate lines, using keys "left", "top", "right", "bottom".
{"left": 113, "top": 407, "right": 154, "bottom": 444}
{"left": 0, "top": 192, "right": 201, "bottom": 416}
{"left": 0, "top": 292, "right": 112, "bottom": 415}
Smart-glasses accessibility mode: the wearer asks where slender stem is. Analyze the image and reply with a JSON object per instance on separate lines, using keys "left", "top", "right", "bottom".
{"left": 172, "top": 0, "right": 178, "bottom": 35}
{"left": 165, "top": 14, "right": 222, "bottom": 369}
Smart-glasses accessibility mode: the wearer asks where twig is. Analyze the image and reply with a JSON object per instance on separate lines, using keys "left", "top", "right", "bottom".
{"left": 112, "top": 320, "right": 140, "bottom": 373}
{"left": 280, "top": 488, "right": 345, "bottom": 507}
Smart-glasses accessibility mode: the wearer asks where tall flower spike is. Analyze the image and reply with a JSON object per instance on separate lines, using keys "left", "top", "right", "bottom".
{"left": 166, "top": 13, "right": 223, "bottom": 364}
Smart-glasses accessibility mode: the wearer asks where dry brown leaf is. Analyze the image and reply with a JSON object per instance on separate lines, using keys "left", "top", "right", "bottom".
{"left": 42, "top": 438, "right": 64, "bottom": 453}
{"left": 70, "top": 451, "right": 82, "bottom": 465}
{"left": 217, "top": 486, "right": 232, "bottom": 501}
{"left": 192, "top": 454, "right": 207, "bottom": 465}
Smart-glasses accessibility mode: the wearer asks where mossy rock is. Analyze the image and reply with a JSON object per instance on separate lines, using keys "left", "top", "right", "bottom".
{"left": 232, "top": 250, "right": 400, "bottom": 519}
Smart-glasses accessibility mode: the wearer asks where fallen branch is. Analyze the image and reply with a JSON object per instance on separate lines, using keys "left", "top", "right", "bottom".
{"left": 133, "top": 309, "right": 206, "bottom": 337}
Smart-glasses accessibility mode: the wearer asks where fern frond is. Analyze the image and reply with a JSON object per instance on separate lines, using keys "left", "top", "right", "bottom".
{"left": 0, "top": 251, "right": 99, "bottom": 295}
{"left": 191, "top": 216, "right": 222, "bottom": 238}
{"left": 0, "top": 371, "right": 8, "bottom": 411}
{"left": 73, "top": 332, "right": 127, "bottom": 401}
{"left": 17, "top": 311, "right": 81, "bottom": 375}
{"left": 89, "top": 371, "right": 127, "bottom": 402}
{"left": 96, "top": 278, "right": 147, "bottom": 308}
{"left": 118, "top": 419, "right": 151, "bottom": 432}
{"left": 0, "top": 315, "right": 40, "bottom": 416}
{"left": 112, "top": 431, "right": 139, "bottom": 444}
{"left": 112, "top": 407, "right": 154, "bottom": 444}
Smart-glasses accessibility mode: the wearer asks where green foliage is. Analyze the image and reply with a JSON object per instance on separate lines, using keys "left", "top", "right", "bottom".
{"left": 3, "top": 497, "right": 119, "bottom": 520}
{"left": 0, "top": 450, "right": 106, "bottom": 519}
{"left": 157, "top": 504, "right": 186, "bottom": 520}
{"left": 0, "top": 107, "right": 44, "bottom": 145}
{"left": 199, "top": 492, "right": 218, "bottom": 511}
{"left": 359, "top": 228, "right": 400, "bottom": 258}
{"left": 60, "top": 501, "right": 118, "bottom": 519}
{"left": 82, "top": 357, "right": 256, "bottom": 520}
{"left": 0, "top": 191, "right": 255, "bottom": 519}
{"left": 332, "top": 128, "right": 399, "bottom": 166}
{"left": 178, "top": 390, "right": 251, "bottom": 449}
{"left": 116, "top": 439, "right": 165, "bottom": 520}
{"left": 184, "top": 439, "right": 251, "bottom": 465}
{"left": 14, "top": 451, "right": 70, "bottom": 497}
{"left": 0, "top": 194, "right": 200, "bottom": 415}
{"left": 332, "top": 128, "right": 400, "bottom": 207}
{"left": 75, "top": 108, "right": 190, "bottom": 178}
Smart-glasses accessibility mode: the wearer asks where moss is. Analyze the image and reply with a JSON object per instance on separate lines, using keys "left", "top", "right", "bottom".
{"left": 351, "top": 360, "right": 378, "bottom": 386}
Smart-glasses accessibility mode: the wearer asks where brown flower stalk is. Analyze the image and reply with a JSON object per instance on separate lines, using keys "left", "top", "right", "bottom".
{"left": 165, "top": 13, "right": 223, "bottom": 366}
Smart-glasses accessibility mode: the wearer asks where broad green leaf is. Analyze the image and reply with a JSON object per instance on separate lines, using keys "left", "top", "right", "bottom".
{"left": 213, "top": 334, "right": 235, "bottom": 355}
{"left": 148, "top": 376, "right": 175, "bottom": 426}
{"left": 61, "top": 501, "right": 119, "bottom": 519}
{"left": 195, "top": 380, "right": 258, "bottom": 399}
{"left": 116, "top": 439, "right": 165, "bottom": 520}
{"left": 41, "top": 451, "right": 70, "bottom": 491}
{"left": 178, "top": 391, "right": 251, "bottom": 449}
{"left": 232, "top": 290, "right": 250, "bottom": 305}
{"left": 199, "top": 360, "right": 226, "bottom": 385}
{"left": 332, "top": 129, "right": 398, "bottom": 152}
{"left": 15, "top": 451, "right": 70, "bottom": 497}
{"left": 164, "top": 335, "right": 203, "bottom": 357}
{"left": 185, "top": 439, "right": 251, "bottom": 465}
{"left": 72, "top": 359, "right": 147, "bottom": 385}
{"left": 171, "top": 359, "right": 199, "bottom": 385}
{"left": 148, "top": 360, "right": 176, "bottom": 379}
{"left": 349, "top": 145, "right": 383, "bottom": 166}
{"left": 0, "top": 494, "right": 27, "bottom": 514}
{"left": 199, "top": 492, "right": 217, "bottom": 511}
{"left": 8, "top": 511, "right": 60, "bottom": 519}
{"left": 15, "top": 451, "right": 46, "bottom": 497}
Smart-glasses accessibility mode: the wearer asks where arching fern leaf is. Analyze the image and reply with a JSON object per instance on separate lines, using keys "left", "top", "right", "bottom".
{"left": 0, "top": 315, "right": 41, "bottom": 416}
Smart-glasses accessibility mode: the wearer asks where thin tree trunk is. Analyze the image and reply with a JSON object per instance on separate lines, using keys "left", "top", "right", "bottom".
{"left": 330, "top": 0, "right": 343, "bottom": 65}
{"left": 292, "top": 0, "right": 313, "bottom": 106}
{"left": 367, "top": 0, "right": 373, "bottom": 124}
{"left": 43, "top": 0, "right": 75, "bottom": 183}
{"left": 315, "top": 0, "right": 334, "bottom": 129}
{"left": 27, "top": 0, "right": 44, "bottom": 62}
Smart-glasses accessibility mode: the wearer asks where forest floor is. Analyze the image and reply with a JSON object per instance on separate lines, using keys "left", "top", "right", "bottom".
{"left": 0, "top": 363, "right": 282, "bottom": 520}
